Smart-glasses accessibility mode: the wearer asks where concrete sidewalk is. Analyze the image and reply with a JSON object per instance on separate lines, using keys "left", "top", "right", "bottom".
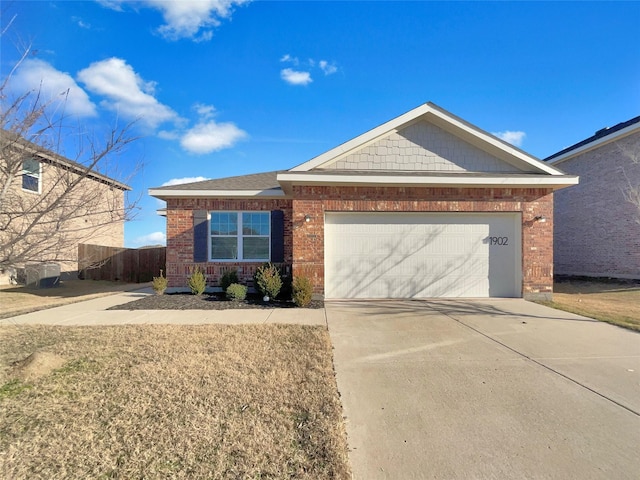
{"left": 0, "top": 288, "right": 327, "bottom": 326}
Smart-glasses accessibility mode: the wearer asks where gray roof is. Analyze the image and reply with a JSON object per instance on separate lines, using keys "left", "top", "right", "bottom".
{"left": 153, "top": 170, "right": 284, "bottom": 191}
{"left": 1, "top": 129, "right": 132, "bottom": 191}
{"left": 545, "top": 115, "right": 640, "bottom": 162}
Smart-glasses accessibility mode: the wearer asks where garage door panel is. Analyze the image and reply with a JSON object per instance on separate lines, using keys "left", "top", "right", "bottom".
{"left": 325, "top": 212, "right": 521, "bottom": 299}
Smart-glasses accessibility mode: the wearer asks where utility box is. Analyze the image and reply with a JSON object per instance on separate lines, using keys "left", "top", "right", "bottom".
{"left": 25, "top": 263, "right": 60, "bottom": 288}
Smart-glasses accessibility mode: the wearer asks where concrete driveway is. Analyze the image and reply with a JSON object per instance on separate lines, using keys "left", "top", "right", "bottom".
{"left": 326, "top": 299, "right": 640, "bottom": 479}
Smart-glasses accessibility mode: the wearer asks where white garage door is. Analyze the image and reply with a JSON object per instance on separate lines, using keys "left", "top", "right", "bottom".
{"left": 324, "top": 212, "right": 521, "bottom": 299}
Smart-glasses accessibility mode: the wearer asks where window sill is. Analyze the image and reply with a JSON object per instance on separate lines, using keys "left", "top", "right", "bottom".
{"left": 209, "top": 259, "right": 270, "bottom": 263}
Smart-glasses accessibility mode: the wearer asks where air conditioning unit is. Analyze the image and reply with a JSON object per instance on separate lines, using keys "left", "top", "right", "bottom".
{"left": 26, "top": 263, "right": 60, "bottom": 288}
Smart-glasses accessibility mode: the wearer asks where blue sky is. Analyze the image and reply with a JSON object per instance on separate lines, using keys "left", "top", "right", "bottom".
{"left": 2, "top": 1, "right": 639, "bottom": 247}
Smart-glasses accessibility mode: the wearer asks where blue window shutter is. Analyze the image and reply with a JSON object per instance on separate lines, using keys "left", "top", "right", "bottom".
{"left": 193, "top": 210, "right": 208, "bottom": 262}
{"left": 270, "top": 210, "right": 284, "bottom": 263}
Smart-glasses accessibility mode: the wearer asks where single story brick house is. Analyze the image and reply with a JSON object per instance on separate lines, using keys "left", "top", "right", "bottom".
{"left": 546, "top": 115, "right": 640, "bottom": 280}
{"left": 149, "top": 103, "right": 578, "bottom": 300}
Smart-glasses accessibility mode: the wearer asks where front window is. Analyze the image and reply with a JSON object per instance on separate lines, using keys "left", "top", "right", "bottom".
{"left": 210, "top": 211, "right": 270, "bottom": 261}
{"left": 22, "top": 158, "right": 40, "bottom": 192}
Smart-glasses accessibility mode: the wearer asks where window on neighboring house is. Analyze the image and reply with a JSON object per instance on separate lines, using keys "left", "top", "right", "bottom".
{"left": 210, "top": 211, "right": 270, "bottom": 261}
{"left": 22, "top": 158, "right": 40, "bottom": 193}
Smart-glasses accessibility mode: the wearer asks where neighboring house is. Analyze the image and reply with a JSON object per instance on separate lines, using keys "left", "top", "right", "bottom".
{"left": 546, "top": 116, "right": 640, "bottom": 280}
{"left": 149, "top": 103, "right": 578, "bottom": 300}
{"left": 0, "top": 130, "right": 131, "bottom": 284}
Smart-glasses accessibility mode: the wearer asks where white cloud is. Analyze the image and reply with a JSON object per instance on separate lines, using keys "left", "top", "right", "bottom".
{"left": 180, "top": 120, "right": 247, "bottom": 154}
{"left": 77, "top": 57, "right": 176, "bottom": 128}
{"left": 133, "top": 231, "right": 166, "bottom": 246}
{"left": 96, "top": 1, "right": 124, "bottom": 12}
{"left": 158, "top": 103, "right": 246, "bottom": 154}
{"left": 10, "top": 57, "right": 246, "bottom": 156}
{"left": 492, "top": 130, "right": 526, "bottom": 147}
{"left": 11, "top": 59, "right": 97, "bottom": 117}
{"left": 72, "top": 16, "right": 91, "bottom": 29}
{"left": 279, "top": 55, "right": 337, "bottom": 84}
{"left": 319, "top": 60, "right": 337, "bottom": 75}
{"left": 101, "top": 0, "right": 250, "bottom": 41}
{"left": 280, "top": 68, "right": 312, "bottom": 86}
{"left": 157, "top": 130, "right": 180, "bottom": 140}
{"left": 161, "top": 176, "right": 209, "bottom": 186}
{"left": 193, "top": 103, "right": 216, "bottom": 120}
{"left": 280, "top": 54, "right": 298, "bottom": 64}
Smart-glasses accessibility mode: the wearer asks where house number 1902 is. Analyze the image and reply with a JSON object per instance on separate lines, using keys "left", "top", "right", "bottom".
{"left": 488, "top": 236, "right": 509, "bottom": 246}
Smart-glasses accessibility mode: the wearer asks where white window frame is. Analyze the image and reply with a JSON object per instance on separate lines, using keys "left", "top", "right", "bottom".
{"left": 209, "top": 211, "right": 271, "bottom": 262}
{"left": 21, "top": 158, "right": 41, "bottom": 194}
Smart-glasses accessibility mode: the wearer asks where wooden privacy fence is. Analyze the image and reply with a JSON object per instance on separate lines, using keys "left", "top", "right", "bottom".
{"left": 78, "top": 244, "right": 166, "bottom": 283}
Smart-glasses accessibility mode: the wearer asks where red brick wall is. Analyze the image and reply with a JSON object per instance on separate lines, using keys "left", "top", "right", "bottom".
{"left": 165, "top": 187, "right": 554, "bottom": 299}
{"left": 291, "top": 186, "right": 554, "bottom": 300}
{"left": 165, "top": 198, "right": 292, "bottom": 288}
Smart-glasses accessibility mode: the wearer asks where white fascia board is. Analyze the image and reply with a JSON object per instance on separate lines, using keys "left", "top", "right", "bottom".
{"left": 289, "top": 102, "right": 563, "bottom": 176}
{"left": 548, "top": 122, "right": 640, "bottom": 165}
{"left": 290, "top": 104, "right": 433, "bottom": 172}
{"left": 148, "top": 188, "right": 286, "bottom": 199}
{"left": 424, "top": 107, "right": 563, "bottom": 176}
{"left": 277, "top": 172, "right": 579, "bottom": 190}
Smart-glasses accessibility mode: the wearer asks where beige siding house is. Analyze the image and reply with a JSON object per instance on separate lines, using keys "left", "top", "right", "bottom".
{"left": 547, "top": 116, "right": 640, "bottom": 280}
{"left": 0, "top": 131, "right": 131, "bottom": 284}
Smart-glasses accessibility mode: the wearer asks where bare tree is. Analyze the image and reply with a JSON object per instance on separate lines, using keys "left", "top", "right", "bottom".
{"left": 618, "top": 139, "right": 640, "bottom": 225}
{"left": 0, "top": 52, "right": 140, "bottom": 275}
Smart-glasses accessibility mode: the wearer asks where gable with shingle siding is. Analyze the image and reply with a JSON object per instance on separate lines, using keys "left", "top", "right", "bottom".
{"left": 325, "top": 121, "right": 522, "bottom": 173}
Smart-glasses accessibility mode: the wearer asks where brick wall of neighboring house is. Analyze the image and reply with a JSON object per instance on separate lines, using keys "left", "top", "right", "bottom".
{"left": 553, "top": 132, "right": 640, "bottom": 279}
{"left": 291, "top": 186, "right": 554, "bottom": 300}
{"left": 165, "top": 198, "right": 293, "bottom": 288}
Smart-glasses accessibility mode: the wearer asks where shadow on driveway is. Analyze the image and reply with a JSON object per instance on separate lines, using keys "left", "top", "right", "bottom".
{"left": 327, "top": 299, "right": 640, "bottom": 480}
{"left": 328, "top": 298, "right": 604, "bottom": 324}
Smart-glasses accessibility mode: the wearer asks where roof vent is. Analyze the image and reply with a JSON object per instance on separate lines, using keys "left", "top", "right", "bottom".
{"left": 595, "top": 126, "right": 610, "bottom": 137}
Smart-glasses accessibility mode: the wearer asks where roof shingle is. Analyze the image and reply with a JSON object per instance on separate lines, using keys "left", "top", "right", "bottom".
{"left": 545, "top": 115, "right": 640, "bottom": 162}
{"left": 153, "top": 170, "right": 284, "bottom": 191}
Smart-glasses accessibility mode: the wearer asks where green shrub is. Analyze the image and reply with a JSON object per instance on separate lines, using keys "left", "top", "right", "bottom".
{"left": 226, "top": 283, "right": 247, "bottom": 302}
{"left": 187, "top": 266, "right": 207, "bottom": 295}
{"left": 254, "top": 263, "right": 282, "bottom": 299}
{"left": 152, "top": 269, "right": 168, "bottom": 295}
{"left": 220, "top": 269, "right": 239, "bottom": 292}
{"left": 292, "top": 276, "right": 313, "bottom": 307}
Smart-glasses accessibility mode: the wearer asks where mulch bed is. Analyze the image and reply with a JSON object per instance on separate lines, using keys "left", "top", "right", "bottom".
{"left": 108, "top": 292, "right": 324, "bottom": 310}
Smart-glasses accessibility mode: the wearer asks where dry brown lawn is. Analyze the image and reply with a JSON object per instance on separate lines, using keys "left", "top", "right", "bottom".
{"left": 0, "top": 324, "right": 351, "bottom": 479}
{"left": 0, "top": 280, "right": 141, "bottom": 319}
{"left": 540, "top": 280, "right": 640, "bottom": 331}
